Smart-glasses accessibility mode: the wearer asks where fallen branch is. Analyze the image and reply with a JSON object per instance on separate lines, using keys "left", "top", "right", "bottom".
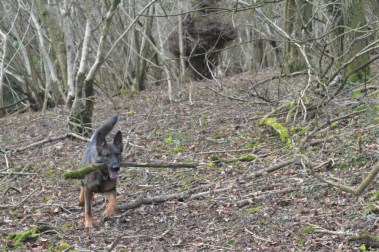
{"left": 6, "top": 132, "right": 89, "bottom": 154}
{"left": 118, "top": 184, "right": 230, "bottom": 211}
{"left": 299, "top": 109, "right": 365, "bottom": 149}
{"left": 0, "top": 97, "right": 28, "bottom": 111}
{"left": 63, "top": 162, "right": 198, "bottom": 179}
{"left": 300, "top": 155, "right": 379, "bottom": 196}
{"left": 240, "top": 158, "right": 300, "bottom": 182}
{"left": 236, "top": 187, "right": 295, "bottom": 207}
{"left": 310, "top": 224, "right": 379, "bottom": 249}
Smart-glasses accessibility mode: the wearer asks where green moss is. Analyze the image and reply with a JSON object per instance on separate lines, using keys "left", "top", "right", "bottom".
{"left": 246, "top": 206, "right": 264, "bottom": 213}
{"left": 120, "top": 85, "right": 136, "bottom": 96}
{"left": 365, "top": 204, "right": 378, "bottom": 214}
{"left": 227, "top": 239, "right": 236, "bottom": 246}
{"left": 290, "top": 127, "right": 308, "bottom": 136}
{"left": 226, "top": 154, "right": 257, "bottom": 163}
{"left": 352, "top": 90, "right": 362, "bottom": 99}
{"left": 354, "top": 104, "right": 366, "bottom": 111}
{"left": 61, "top": 222, "right": 73, "bottom": 229}
{"left": 237, "top": 206, "right": 265, "bottom": 217}
{"left": 63, "top": 164, "right": 105, "bottom": 180}
{"left": 50, "top": 241, "right": 72, "bottom": 251}
{"left": 259, "top": 117, "right": 291, "bottom": 145}
{"left": 210, "top": 154, "right": 221, "bottom": 162}
{"left": 173, "top": 145, "right": 186, "bottom": 154}
{"left": 43, "top": 194, "right": 53, "bottom": 202}
{"left": 242, "top": 140, "right": 260, "bottom": 149}
{"left": 370, "top": 190, "right": 379, "bottom": 201}
{"left": 44, "top": 167, "right": 55, "bottom": 178}
{"left": 7, "top": 227, "right": 40, "bottom": 249}
{"left": 350, "top": 233, "right": 379, "bottom": 250}
{"left": 298, "top": 225, "right": 315, "bottom": 234}
{"left": 330, "top": 121, "right": 338, "bottom": 129}
{"left": 205, "top": 162, "right": 215, "bottom": 168}
{"left": 348, "top": 70, "right": 370, "bottom": 84}
{"left": 337, "top": 162, "right": 349, "bottom": 170}
{"left": 164, "top": 136, "right": 173, "bottom": 144}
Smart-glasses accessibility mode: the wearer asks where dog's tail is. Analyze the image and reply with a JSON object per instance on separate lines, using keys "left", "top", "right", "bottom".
{"left": 91, "top": 116, "right": 118, "bottom": 144}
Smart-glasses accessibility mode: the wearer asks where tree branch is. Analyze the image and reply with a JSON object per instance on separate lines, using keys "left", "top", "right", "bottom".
{"left": 63, "top": 162, "right": 198, "bottom": 179}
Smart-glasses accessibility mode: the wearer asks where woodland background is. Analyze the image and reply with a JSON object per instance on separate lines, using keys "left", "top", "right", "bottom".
{"left": 1, "top": 0, "right": 379, "bottom": 251}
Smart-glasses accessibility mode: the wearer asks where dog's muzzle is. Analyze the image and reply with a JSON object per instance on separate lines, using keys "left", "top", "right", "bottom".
{"left": 112, "top": 164, "right": 120, "bottom": 172}
{"left": 109, "top": 164, "right": 120, "bottom": 180}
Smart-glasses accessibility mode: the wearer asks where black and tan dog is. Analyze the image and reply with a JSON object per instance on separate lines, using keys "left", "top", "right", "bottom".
{"left": 78, "top": 116, "right": 123, "bottom": 228}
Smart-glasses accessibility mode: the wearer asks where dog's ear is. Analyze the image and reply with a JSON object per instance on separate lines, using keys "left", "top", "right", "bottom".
{"left": 113, "top": 131, "right": 123, "bottom": 152}
{"left": 96, "top": 136, "right": 107, "bottom": 154}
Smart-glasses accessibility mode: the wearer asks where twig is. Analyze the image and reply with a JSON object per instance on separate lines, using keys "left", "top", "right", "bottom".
{"left": 206, "top": 86, "right": 248, "bottom": 102}
{"left": 236, "top": 188, "right": 294, "bottom": 207}
{"left": 309, "top": 223, "right": 352, "bottom": 236}
{"left": 0, "top": 97, "right": 28, "bottom": 111}
{"left": 244, "top": 227, "right": 275, "bottom": 244}
{"left": 2, "top": 186, "right": 22, "bottom": 202}
{"left": 241, "top": 158, "right": 300, "bottom": 181}
{"left": 0, "top": 172, "right": 37, "bottom": 176}
{"left": 0, "top": 188, "right": 40, "bottom": 209}
{"left": 197, "top": 148, "right": 255, "bottom": 155}
{"left": 104, "top": 235, "right": 122, "bottom": 252}
{"left": 7, "top": 132, "right": 89, "bottom": 154}
{"left": 249, "top": 71, "right": 307, "bottom": 89}
{"left": 299, "top": 109, "right": 366, "bottom": 149}
{"left": 118, "top": 183, "right": 227, "bottom": 211}
{"left": 299, "top": 155, "right": 379, "bottom": 196}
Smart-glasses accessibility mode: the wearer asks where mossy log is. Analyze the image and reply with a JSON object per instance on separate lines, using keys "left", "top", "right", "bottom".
{"left": 63, "top": 162, "right": 198, "bottom": 180}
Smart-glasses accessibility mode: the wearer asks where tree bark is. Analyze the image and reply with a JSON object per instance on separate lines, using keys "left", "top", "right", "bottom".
{"left": 283, "top": 0, "right": 312, "bottom": 73}
{"left": 345, "top": 0, "right": 369, "bottom": 82}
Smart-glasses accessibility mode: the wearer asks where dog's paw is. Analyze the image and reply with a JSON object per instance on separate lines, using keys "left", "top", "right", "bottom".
{"left": 102, "top": 215, "right": 112, "bottom": 223}
{"left": 85, "top": 221, "right": 94, "bottom": 228}
{"left": 84, "top": 214, "right": 94, "bottom": 228}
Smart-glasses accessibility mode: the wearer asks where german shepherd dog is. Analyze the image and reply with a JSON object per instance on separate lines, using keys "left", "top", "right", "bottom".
{"left": 78, "top": 116, "right": 123, "bottom": 228}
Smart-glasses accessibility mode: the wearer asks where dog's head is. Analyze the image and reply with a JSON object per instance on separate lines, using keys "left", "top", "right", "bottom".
{"left": 96, "top": 131, "right": 123, "bottom": 180}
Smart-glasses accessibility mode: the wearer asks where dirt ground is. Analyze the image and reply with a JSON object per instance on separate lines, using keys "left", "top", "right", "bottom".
{"left": 1, "top": 71, "right": 379, "bottom": 251}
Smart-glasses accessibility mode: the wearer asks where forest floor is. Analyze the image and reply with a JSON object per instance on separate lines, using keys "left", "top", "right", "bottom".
{"left": 1, "top": 69, "right": 379, "bottom": 251}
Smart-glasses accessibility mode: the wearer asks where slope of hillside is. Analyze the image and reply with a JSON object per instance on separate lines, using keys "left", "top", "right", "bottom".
{"left": 1, "top": 71, "right": 379, "bottom": 251}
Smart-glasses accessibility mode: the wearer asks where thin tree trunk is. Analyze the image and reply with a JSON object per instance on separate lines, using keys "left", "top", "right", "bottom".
{"left": 345, "top": 0, "right": 369, "bottom": 82}
{"left": 0, "top": 31, "right": 6, "bottom": 117}
{"left": 36, "top": 0, "right": 67, "bottom": 104}
{"left": 283, "top": 0, "right": 312, "bottom": 73}
{"left": 178, "top": 12, "right": 187, "bottom": 98}
{"left": 63, "top": 0, "right": 76, "bottom": 107}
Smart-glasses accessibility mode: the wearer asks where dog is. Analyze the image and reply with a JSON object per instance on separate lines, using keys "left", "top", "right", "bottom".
{"left": 78, "top": 116, "right": 123, "bottom": 228}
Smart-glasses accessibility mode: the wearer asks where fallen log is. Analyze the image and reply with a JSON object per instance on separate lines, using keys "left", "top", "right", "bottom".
{"left": 63, "top": 162, "right": 198, "bottom": 180}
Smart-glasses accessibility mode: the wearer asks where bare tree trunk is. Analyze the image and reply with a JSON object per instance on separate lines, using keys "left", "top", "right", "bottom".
{"left": 134, "top": 5, "right": 155, "bottom": 91}
{"left": 283, "top": 0, "right": 312, "bottom": 73}
{"left": 177, "top": 12, "right": 186, "bottom": 98}
{"left": 345, "top": 0, "right": 369, "bottom": 82}
{"left": 62, "top": 0, "right": 76, "bottom": 107}
{"left": 36, "top": 0, "right": 67, "bottom": 104}
{"left": 0, "top": 31, "right": 6, "bottom": 117}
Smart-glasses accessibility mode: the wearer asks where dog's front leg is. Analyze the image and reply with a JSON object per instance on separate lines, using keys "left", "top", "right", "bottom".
{"left": 84, "top": 187, "right": 94, "bottom": 228}
{"left": 103, "top": 190, "right": 116, "bottom": 219}
{"left": 79, "top": 186, "right": 84, "bottom": 206}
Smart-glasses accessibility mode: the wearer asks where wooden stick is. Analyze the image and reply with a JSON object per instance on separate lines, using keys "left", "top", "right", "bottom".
{"left": 63, "top": 162, "right": 198, "bottom": 180}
